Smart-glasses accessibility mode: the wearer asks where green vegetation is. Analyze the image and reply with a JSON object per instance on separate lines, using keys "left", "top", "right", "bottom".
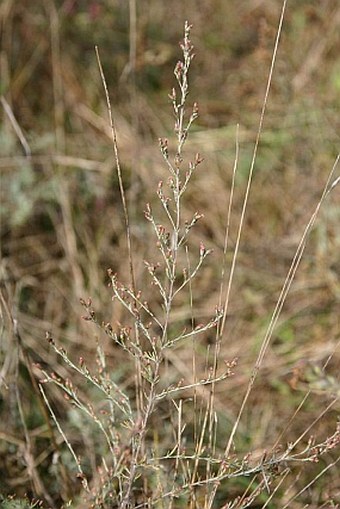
{"left": 1, "top": 1, "right": 339, "bottom": 508}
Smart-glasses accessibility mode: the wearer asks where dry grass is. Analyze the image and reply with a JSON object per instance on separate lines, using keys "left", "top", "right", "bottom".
{"left": 1, "top": 1, "right": 340, "bottom": 508}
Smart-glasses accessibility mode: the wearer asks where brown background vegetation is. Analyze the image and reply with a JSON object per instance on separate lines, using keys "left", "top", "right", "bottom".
{"left": 1, "top": 0, "right": 340, "bottom": 507}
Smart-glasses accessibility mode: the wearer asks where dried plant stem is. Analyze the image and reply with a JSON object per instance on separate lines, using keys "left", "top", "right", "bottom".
{"left": 95, "top": 45, "right": 144, "bottom": 417}
{"left": 206, "top": 123, "right": 240, "bottom": 496}
{"left": 224, "top": 0, "right": 288, "bottom": 456}
{"left": 220, "top": 0, "right": 288, "bottom": 337}
{"left": 0, "top": 95, "right": 31, "bottom": 156}
{"left": 39, "top": 384, "right": 89, "bottom": 492}
{"left": 261, "top": 469, "right": 290, "bottom": 509}
{"left": 94, "top": 46, "right": 136, "bottom": 296}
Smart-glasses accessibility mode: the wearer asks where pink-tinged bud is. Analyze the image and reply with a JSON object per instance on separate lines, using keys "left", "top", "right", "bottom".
{"left": 174, "top": 61, "right": 184, "bottom": 79}
{"left": 168, "top": 88, "right": 176, "bottom": 101}
{"left": 199, "top": 241, "right": 206, "bottom": 257}
{"left": 195, "top": 153, "right": 203, "bottom": 165}
{"left": 144, "top": 203, "right": 152, "bottom": 221}
{"left": 159, "top": 137, "right": 168, "bottom": 149}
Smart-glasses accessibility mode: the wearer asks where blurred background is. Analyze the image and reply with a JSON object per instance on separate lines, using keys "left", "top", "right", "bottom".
{"left": 1, "top": 0, "right": 340, "bottom": 506}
